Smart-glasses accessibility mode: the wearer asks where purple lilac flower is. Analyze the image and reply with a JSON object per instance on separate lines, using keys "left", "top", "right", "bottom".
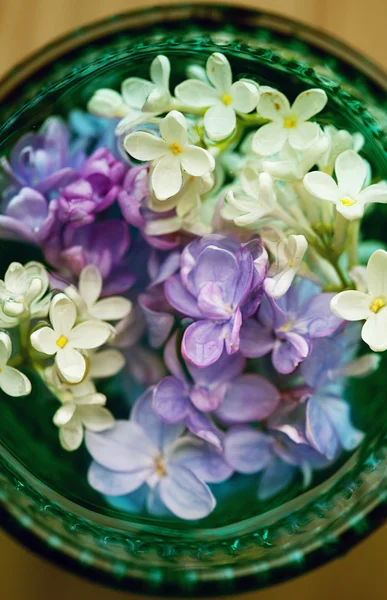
{"left": 240, "top": 278, "right": 342, "bottom": 375}
{"left": 153, "top": 333, "right": 249, "bottom": 449}
{"left": 164, "top": 234, "right": 267, "bottom": 367}
{"left": 56, "top": 148, "right": 127, "bottom": 227}
{"left": 85, "top": 387, "right": 232, "bottom": 519}
{"left": 45, "top": 220, "right": 134, "bottom": 295}
{"left": 268, "top": 324, "right": 368, "bottom": 460}
{"left": 68, "top": 109, "right": 120, "bottom": 159}
{"left": 224, "top": 426, "right": 327, "bottom": 500}
{"left": 1, "top": 117, "right": 78, "bottom": 197}
{"left": 0, "top": 187, "right": 57, "bottom": 243}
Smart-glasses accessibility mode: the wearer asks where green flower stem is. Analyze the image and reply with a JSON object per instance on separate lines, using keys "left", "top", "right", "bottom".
{"left": 333, "top": 211, "right": 349, "bottom": 256}
{"left": 347, "top": 218, "right": 360, "bottom": 271}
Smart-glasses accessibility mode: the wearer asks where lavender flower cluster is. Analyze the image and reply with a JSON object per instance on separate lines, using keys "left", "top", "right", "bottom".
{"left": 0, "top": 52, "right": 382, "bottom": 521}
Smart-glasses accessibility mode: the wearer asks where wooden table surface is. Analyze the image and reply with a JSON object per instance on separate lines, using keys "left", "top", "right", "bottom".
{"left": 0, "top": 0, "right": 386, "bottom": 598}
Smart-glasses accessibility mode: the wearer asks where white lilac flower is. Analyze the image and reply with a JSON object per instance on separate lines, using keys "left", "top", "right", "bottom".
{"left": 125, "top": 110, "right": 215, "bottom": 200}
{"left": 222, "top": 167, "right": 276, "bottom": 226}
{"left": 53, "top": 380, "right": 114, "bottom": 451}
{"left": 263, "top": 231, "right": 308, "bottom": 299}
{"left": 318, "top": 125, "right": 364, "bottom": 175}
{"left": 262, "top": 136, "right": 330, "bottom": 183}
{"left": 65, "top": 265, "right": 132, "bottom": 323}
{"left": 330, "top": 249, "right": 387, "bottom": 351}
{"left": 253, "top": 88, "right": 327, "bottom": 156}
{"left": 30, "top": 293, "right": 111, "bottom": 384}
{"left": 0, "top": 261, "right": 48, "bottom": 318}
{"left": 0, "top": 332, "right": 31, "bottom": 397}
{"left": 87, "top": 89, "right": 129, "bottom": 119}
{"left": 175, "top": 52, "right": 260, "bottom": 142}
{"left": 303, "top": 149, "right": 387, "bottom": 220}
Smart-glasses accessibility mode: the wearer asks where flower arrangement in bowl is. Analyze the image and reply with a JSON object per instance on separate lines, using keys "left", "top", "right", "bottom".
{"left": 0, "top": 4, "right": 386, "bottom": 596}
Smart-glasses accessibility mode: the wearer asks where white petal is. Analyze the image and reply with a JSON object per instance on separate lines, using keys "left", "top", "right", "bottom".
{"left": 289, "top": 121, "right": 320, "bottom": 150}
{"left": 335, "top": 150, "right": 366, "bottom": 197}
{"left": 258, "top": 90, "right": 289, "bottom": 119}
{"left": 0, "top": 366, "right": 31, "bottom": 397}
{"left": 264, "top": 269, "right": 296, "bottom": 299}
{"left": 206, "top": 53, "right": 232, "bottom": 93}
{"left": 174, "top": 80, "right": 219, "bottom": 108}
{"left": 230, "top": 80, "right": 259, "bottom": 113}
{"left": 303, "top": 171, "right": 340, "bottom": 203}
{"left": 288, "top": 234, "right": 308, "bottom": 267}
{"left": 359, "top": 182, "right": 387, "bottom": 205}
{"left": 150, "top": 55, "right": 170, "bottom": 90}
{"left": 87, "top": 89, "right": 127, "bottom": 118}
{"left": 115, "top": 111, "right": 152, "bottom": 136}
{"left": 204, "top": 104, "right": 236, "bottom": 142}
{"left": 53, "top": 403, "right": 76, "bottom": 427}
{"left": 30, "top": 326, "right": 58, "bottom": 355}
{"left": 0, "top": 332, "right": 12, "bottom": 366}
{"left": 59, "top": 417, "right": 84, "bottom": 451}
{"left": 144, "top": 216, "right": 182, "bottom": 235}
{"left": 180, "top": 145, "right": 215, "bottom": 177}
{"left": 152, "top": 154, "right": 182, "bottom": 200}
{"left": 90, "top": 297, "right": 131, "bottom": 321}
{"left": 74, "top": 392, "right": 106, "bottom": 405}
{"left": 335, "top": 198, "right": 366, "bottom": 221}
{"left": 142, "top": 86, "right": 171, "bottom": 113}
{"left": 68, "top": 320, "right": 111, "bottom": 349}
{"left": 362, "top": 312, "right": 387, "bottom": 352}
{"left": 79, "top": 405, "right": 115, "bottom": 432}
{"left": 79, "top": 265, "right": 102, "bottom": 309}
{"left": 124, "top": 131, "right": 167, "bottom": 161}
{"left": 50, "top": 293, "right": 76, "bottom": 336}
{"left": 291, "top": 89, "right": 327, "bottom": 121}
{"left": 4, "top": 262, "right": 27, "bottom": 293}
{"left": 89, "top": 349, "right": 126, "bottom": 378}
{"left": 366, "top": 249, "right": 387, "bottom": 298}
{"left": 56, "top": 347, "right": 86, "bottom": 384}
{"left": 121, "top": 77, "right": 156, "bottom": 109}
{"left": 330, "top": 290, "right": 371, "bottom": 321}
{"left": 159, "top": 110, "right": 188, "bottom": 146}
{"left": 252, "top": 122, "right": 287, "bottom": 156}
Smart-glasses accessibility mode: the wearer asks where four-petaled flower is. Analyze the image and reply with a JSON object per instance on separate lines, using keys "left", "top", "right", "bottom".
{"left": 253, "top": 88, "right": 327, "bottom": 156}
{"left": 223, "top": 167, "right": 276, "bottom": 226}
{"left": 304, "top": 149, "right": 387, "bottom": 220}
{"left": 0, "top": 261, "right": 48, "bottom": 318}
{"left": 263, "top": 230, "right": 308, "bottom": 299}
{"left": 0, "top": 332, "right": 31, "bottom": 397}
{"left": 30, "top": 293, "right": 111, "bottom": 383}
{"left": 175, "top": 52, "right": 259, "bottom": 142}
{"left": 124, "top": 110, "right": 215, "bottom": 200}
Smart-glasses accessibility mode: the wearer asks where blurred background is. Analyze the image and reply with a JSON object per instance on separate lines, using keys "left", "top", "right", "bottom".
{"left": 0, "top": 0, "right": 386, "bottom": 598}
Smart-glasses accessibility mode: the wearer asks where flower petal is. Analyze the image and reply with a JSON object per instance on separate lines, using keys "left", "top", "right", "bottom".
{"left": 239, "top": 318, "right": 275, "bottom": 358}
{"left": 252, "top": 122, "right": 287, "bottom": 156}
{"left": 153, "top": 376, "right": 189, "bottom": 423}
{"left": 206, "top": 52, "right": 232, "bottom": 92}
{"left": 180, "top": 145, "right": 215, "bottom": 176}
{"left": 0, "top": 332, "right": 12, "bottom": 366}
{"left": 330, "top": 290, "right": 371, "bottom": 321}
{"left": 216, "top": 374, "right": 280, "bottom": 424}
{"left": 361, "top": 312, "right": 387, "bottom": 352}
{"left": 258, "top": 90, "right": 290, "bottom": 120}
{"left": 271, "top": 333, "right": 310, "bottom": 374}
{"left": 224, "top": 426, "right": 272, "bottom": 474}
{"left": 322, "top": 397, "right": 364, "bottom": 451}
{"left": 53, "top": 403, "right": 76, "bottom": 427}
{"left": 306, "top": 396, "right": 339, "bottom": 459}
{"left": 152, "top": 153, "right": 182, "bottom": 200}
{"left": 289, "top": 121, "right": 320, "bottom": 150}
{"left": 366, "top": 249, "right": 387, "bottom": 298}
{"left": 0, "top": 366, "right": 31, "bottom": 397}
{"left": 171, "top": 436, "right": 233, "bottom": 483}
{"left": 124, "top": 132, "right": 167, "bottom": 161}
{"left": 90, "top": 297, "right": 131, "bottom": 321}
{"left": 59, "top": 418, "right": 84, "bottom": 451}
{"left": 159, "top": 110, "right": 188, "bottom": 146}
{"left": 30, "top": 326, "right": 58, "bottom": 355}
{"left": 79, "top": 405, "right": 115, "bottom": 432}
{"left": 68, "top": 320, "right": 111, "bottom": 349}
{"left": 291, "top": 89, "right": 327, "bottom": 121}
{"left": 204, "top": 104, "right": 236, "bottom": 142}
{"left": 335, "top": 150, "right": 366, "bottom": 197}
{"left": 85, "top": 420, "right": 156, "bottom": 470}
{"left": 79, "top": 265, "right": 102, "bottom": 309}
{"left": 159, "top": 464, "right": 216, "bottom": 519}
{"left": 197, "top": 282, "right": 230, "bottom": 319}
{"left": 88, "top": 461, "right": 149, "bottom": 496}
{"left": 164, "top": 275, "right": 202, "bottom": 318}
{"left": 121, "top": 77, "right": 156, "bottom": 109}
{"left": 174, "top": 79, "right": 219, "bottom": 107}
{"left": 182, "top": 320, "right": 225, "bottom": 367}
{"left": 50, "top": 293, "right": 77, "bottom": 335}
{"left": 56, "top": 346, "right": 86, "bottom": 384}
{"left": 185, "top": 407, "right": 223, "bottom": 450}
{"left": 257, "top": 458, "right": 295, "bottom": 500}
{"left": 88, "top": 349, "right": 126, "bottom": 378}
{"left": 303, "top": 171, "right": 340, "bottom": 203}
{"left": 230, "top": 80, "right": 259, "bottom": 113}
{"left": 150, "top": 54, "right": 170, "bottom": 89}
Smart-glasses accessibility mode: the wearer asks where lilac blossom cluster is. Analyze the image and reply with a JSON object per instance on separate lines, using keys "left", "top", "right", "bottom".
{"left": 0, "top": 51, "right": 382, "bottom": 522}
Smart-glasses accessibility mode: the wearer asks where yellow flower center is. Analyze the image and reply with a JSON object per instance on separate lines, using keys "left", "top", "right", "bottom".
{"left": 284, "top": 115, "right": 297, "bottom": 129}
{"left": 154, "top": 456, "right": 167, "bottom": 477}
{"left": 370, "top": 297, "right": 386, "bottom": 314}
{"left": 169, "top": 142, "right": 183, "bottom": 155}
{"left": 288, "top": 260, "right": 294, "bottom": 268}
{"left": 222, "top": 93, "right": 233, "bottom": 106}
{"left": 278, "top": 320, "right": 293, "bottom": 332}
{"left": 340, "top": 197, "right": 356, "bottom": 207}
{"left": 56, "top": 335, "right": 68, "bottom": 349}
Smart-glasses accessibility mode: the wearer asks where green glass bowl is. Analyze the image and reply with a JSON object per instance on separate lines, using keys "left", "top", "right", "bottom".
{"left": 0, "top": 4, "right": 386, "bottom": 596}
